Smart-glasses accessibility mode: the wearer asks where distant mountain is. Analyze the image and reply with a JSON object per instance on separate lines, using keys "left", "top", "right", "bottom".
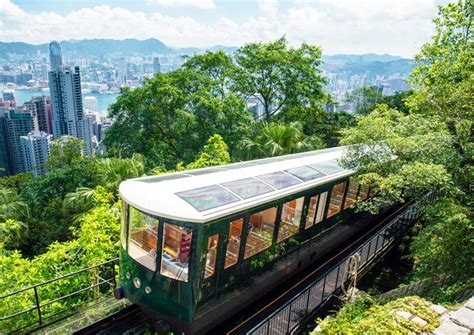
{"left": 0, "top": 38, "right": 170, "bottom": 57}
{"left": 0, "top": 38, "right": 239, "bottom": 58}
{"left": 339, "top": 59, "right": 415, "bottom": 75}
{"left": 323, "top": 53, "right": 406, "bottom": 64}
{"left": 1, "top": 39, "right": 406, "bottom": 63}
{"left": 322, "top": 53, "right": 415, "bottom": 78}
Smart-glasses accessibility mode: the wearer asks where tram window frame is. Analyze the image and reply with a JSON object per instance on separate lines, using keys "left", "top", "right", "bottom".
{"left": 127, "top": 206, "right": 159, "bottom": 271}
{"left": 316, "top": 191, "right": 328, "bottom": 223}
{"left": 343, "top": 180, "right": 360, "bottom": 209}
{"left": 305, "top": 194, "right": 319, "bottom": 229}
{"left": 160, "top": 223, "right": 193, "bottom": 282}
{"left": 244, "top": 206, "right": 277, "bottom": 260}
{"left": 278, "top": 197, "right": 304, "bottom": 242}
{"left": 224, "top": 217, "right": 244, "bottom": 269}
{"left": 204, "top": 234, "right": 219, "bottom": 279}
{"left": 121, "top": 202, "right": 128, "bottom": 249}
{"left": 327, "top": 182, "right": 347, "bottom": 218}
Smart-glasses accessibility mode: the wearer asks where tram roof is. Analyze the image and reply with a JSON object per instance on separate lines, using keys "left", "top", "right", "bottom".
{"left": 119, "top": 146, "right": 353, "bottom": 223}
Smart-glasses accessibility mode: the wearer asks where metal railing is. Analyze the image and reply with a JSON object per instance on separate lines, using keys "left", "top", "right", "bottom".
{"left": 0, "top": 258, "right": 119, "bottom": 334}
{"left": 247, "top": 199, "right": 425, "bottom": 335}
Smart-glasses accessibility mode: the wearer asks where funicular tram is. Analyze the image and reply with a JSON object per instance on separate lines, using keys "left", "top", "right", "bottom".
{"left": 117, "top": 146, "right": 376, "bottom": 334}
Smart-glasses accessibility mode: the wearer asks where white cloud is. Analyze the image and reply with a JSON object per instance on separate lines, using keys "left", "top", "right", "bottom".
{"left": 145, "top": 0, "right": 216, "bottom": 9}
{"left": 258, "top": 0, "right": 279, "bottom": 18}
{"left": 0, "top": 0, "right": 442, "bottom": 57}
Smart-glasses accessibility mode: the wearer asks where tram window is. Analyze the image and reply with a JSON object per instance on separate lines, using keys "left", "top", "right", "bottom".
{"left": 204, "top": 234, "right": 219, "bottom": 279}
{"left": 278, "top": 197, "right": 304, "bottom": 242}
{"left": 225, "top": 218, "right": 243, "bottom": 269}
{"left": 160, "top": 223, "right": 193, "bottom": 282}
{"left": 305, "top": 195, "right": 319, "bottom": 229}
{"left": 128, "top": 206, "right": 159, "bottom": 271}
{"left": 121, "top": 202, "right": 128, "bottom": 249}
{"left": 316, "top": 192, "right": 328, "bottom": 223}
{"left": 344, "top": 181, "right": 360, "bottom": 209}
{"left": 245, "top": 207, "right": 277, "bottom": 259}
{"left": 358, "top": 186, "right": 369, "bottom": 200}
{"left": 327, "top": 182, "right": 347, "bottom": 218}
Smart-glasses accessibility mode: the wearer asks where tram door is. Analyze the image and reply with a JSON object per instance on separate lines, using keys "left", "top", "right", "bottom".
{"left": 201, "top": 224, "right": 226, "bottom": 300}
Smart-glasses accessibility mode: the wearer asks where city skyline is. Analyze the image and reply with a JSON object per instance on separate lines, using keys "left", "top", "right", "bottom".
{"left": 2, "top": 0, "right": 449, "bottom": 57}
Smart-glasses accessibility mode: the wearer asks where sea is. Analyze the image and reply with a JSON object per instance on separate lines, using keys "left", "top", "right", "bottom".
{"left": 11, "top": 89, "right": 119, "bottom": 116}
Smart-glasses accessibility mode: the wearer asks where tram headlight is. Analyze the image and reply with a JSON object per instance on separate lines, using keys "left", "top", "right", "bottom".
{"left": 133, "top": 277, "right": 141, "bottom": 288}
{"left": 145, "top": 286, "right": 152, "bottom": 294}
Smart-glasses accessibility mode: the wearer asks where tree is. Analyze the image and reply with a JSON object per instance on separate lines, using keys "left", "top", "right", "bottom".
{"left": 95, "top": 154, "right": 145, "bottom": 195}
{"left": 340, "top": 104, "right": 458, "bottom": 212}
{"left": 0, "top": 187, "right": 28, "bottom": 223}
{"left": 181, "top": 134, "right": 231, "bottom": 170}
{"left": 0, "top": 187, "right": 28, "bottom": 250}
{"left": 238, "top": 121, "right": 325, "bottom": 160}
{"left": 104, "top": 68, "right": 253, "bottom": 169}
{"left": 279, "top": 106, "right": 356, "bottom": 147}
{"left": 232, "top": 37, "right": 327, "bottom": 118}
{"left": 408, "top": 0, "right": 473, "bottom": 173}
{"left": 48, "top": 137, "right": 85, "bottom": 169}
{"left": 346, "top": 86, "right": 413, "bottom": 115}
{"left": 346, "top": 86, "right": 384, "bottom": 115}
{"left": 18, "top": 159, "right": 99, "bottom": 256}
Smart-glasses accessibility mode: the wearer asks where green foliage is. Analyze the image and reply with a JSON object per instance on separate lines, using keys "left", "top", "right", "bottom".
{"left": 95, "top": 154, "right": 145, "bottom": 195}
{"left": 48, "top": 136, "right": 86, "bottom": 169}
{"left": 341, "top": 104, "right": 458, "bottom": 212}
{"left": 233, "top": 36, "right": 327, "bottom": 118}
{"left": 314, "top": 295, "right": 440, "bottom": 334}
{"left": 278, "top": 106, "right": 356, "bottom": 147}
{"left": 0, "top": 187, "right": 120, "bottom": 332}
{"left": 345, "top": 86, "right": 413, "bottom": 115}
{"left": 179, "top": 134, "right": 231, "bottom": 170}
{"left": 408, "top": 0, "right": 473, "bottom": 172}
{"left": 410, "top": 199, "right": 474, "bottom": 281}
{"left": 104, "top": 65, "right": 253, "bottom": 170}
{"left": 17, "top": 159, "right": 99, "bottom": 256}
{"left": 238, "top": 121, "right": 325, "bottom": 160}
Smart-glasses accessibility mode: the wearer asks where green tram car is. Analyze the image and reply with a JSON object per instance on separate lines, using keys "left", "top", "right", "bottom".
{"left": 117, "top": 146, "right": 375, "bottom": 334}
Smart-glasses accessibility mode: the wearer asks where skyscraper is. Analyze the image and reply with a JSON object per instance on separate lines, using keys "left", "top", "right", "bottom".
{"left": 0, "top": 109, "right": 11, "bottom": 176}
{"left": 3, "top": 109, "right": 34, "bottom": 175}
{"left": 49, "top": 41, "right": 63, "bottom": 72}
{"left": 48, "top": 41, "right": 93, "bottom": 155}
{"left": 20, "top": 131, "right": 51, "bottom": 177}
{"left": 153, "top": 57, "right": 161, "bottom": 74}
{"left": 49, "top": 66, "right": 85, "bottom": 138}
{"left": 25, "top": 96, "right": 53, "bottom": 134}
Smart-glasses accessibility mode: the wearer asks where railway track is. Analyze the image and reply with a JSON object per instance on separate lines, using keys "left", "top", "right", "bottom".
{"left": 71, "top": 304, "right": 149, "bottom": 335}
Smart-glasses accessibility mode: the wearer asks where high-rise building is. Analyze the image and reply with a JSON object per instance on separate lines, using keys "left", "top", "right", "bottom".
{"left": 0, "top": 109, "right": 11, "bottom": 176}
{"left": 20, "top": 131, "right": 51, "bottom": 176}
{"left": 49, "top": 66, "right": 84, "bottom": 138}
{"left": 2, "top": 109, "right": 34, "bottom": 175}
{"left": 48, "top": 41, "right": 93, "bottom": 155}
{"left": 153, "top": 57, "right": 161, "bottom": 74}
{"left": 82, "top": 115, "right": 95, "bottom": 156}
{"left": 49, "top": 41, "right": 63, "bottom": 72}
{"left": 24, "top": 96, "right": 53, "bottom": 134}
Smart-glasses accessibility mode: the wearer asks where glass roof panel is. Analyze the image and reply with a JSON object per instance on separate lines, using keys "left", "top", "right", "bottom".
{"left": 140, "top": 173, "right": 191, "bottom": 183}
{"left": 186, "top": 167, "right": 228, "bottom": 176}
{"left": 285, "top": 166, "right": 326, "bottom": 182}
{"left": 256, "top": 171, "right": 302, "bottom": 189}
{"left": 176, "top": 185, "right": 239, "bottom": 212}
{"left": 309, "top": 159, "right": 345, "bottom": 175}
{"left": 221, "top": 177, "right": 275, "bottom": 199}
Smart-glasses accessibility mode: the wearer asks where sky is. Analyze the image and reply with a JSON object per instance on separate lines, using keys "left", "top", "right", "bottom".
{"left": 1, "top": 0, "right": 449, "bottom": 57}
